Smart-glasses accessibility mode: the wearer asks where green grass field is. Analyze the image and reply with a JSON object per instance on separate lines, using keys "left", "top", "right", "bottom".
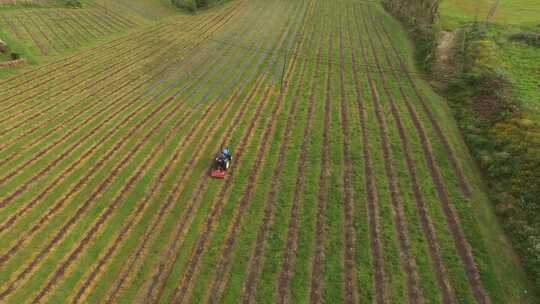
{"left": 0, "top": 0, "right": 537, "bottom": 303}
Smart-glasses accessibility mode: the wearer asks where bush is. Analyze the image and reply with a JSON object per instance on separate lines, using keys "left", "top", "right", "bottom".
{"left": 10, "top": 52, "right": 20, "bottom": 60}
{"left": 509, "top": 32, "right": 540, "bottom": 47}
{"left": 64, "top": 0, "right": 82, "bottom": 8}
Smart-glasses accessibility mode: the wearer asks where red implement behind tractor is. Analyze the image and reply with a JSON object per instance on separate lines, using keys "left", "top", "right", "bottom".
{"left": 210, "top": 148, "right": 232, "bottom": 179}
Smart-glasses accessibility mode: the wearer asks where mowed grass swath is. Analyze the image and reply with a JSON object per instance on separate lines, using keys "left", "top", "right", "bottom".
{"left": 0, "top": 0, "right": 537, "bottom": 303}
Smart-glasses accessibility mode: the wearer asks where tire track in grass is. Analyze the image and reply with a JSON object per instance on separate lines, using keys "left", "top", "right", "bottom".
{"left": 141, "top": 76, "right": 267, "bottom": 304}
{"left": 169, "top": 83, "right": 274, "bottom": 304}
{"left": 347, "top": 14, "right": 385, "bottom": 304}
{"left": 335, "top": 7, "right": 357, "bottom": 303}
{"left": 367, "top": 7, "right": 490, "bottom": 304}
{"left": 354, "top": 6, "right": 424, "bottom": 304}
{"left": 276, "top": 35, "right": 324, "bottom": 304}
{"left": 361, "top": 7, "right": 455, "bottom": 304}
{"left": 201, "top": 6, "right": 305, "bottom": 300}
{"left": 371, "top": 10, "right": 471, "bottom": 198}
{"left": 44, "top": 10, "right": 84, "bottom": 47}
{"left": 238, "top": 0, "right": 317, "bottom": 301}
{"left": 30, "top": 10, "right": 70, "bottom": 50}
{"left": 0, "top": 70, "right": 195, "bottom": 302}
{"left": 59, "top": 10, "right": 99, "bottom": 41}
{"left": 100, "top": 31, "right": 267, "bottom": 304}
{"left": 0, "top": 31, "right": 236, "bottom": 268}
{"left": 12, "top": 13, "right": 48, "bottom": 55}
{"left": 308, "top": 6, "right": 333, "bottom": 302}
{"left": 30, "top": 77, "right": 225, "bottom": 304}
{"left": 23, "top": 9, "right": 61, "bottom": 53}
{"left": 72, "top": 72, "right": 246, "bottom": 304}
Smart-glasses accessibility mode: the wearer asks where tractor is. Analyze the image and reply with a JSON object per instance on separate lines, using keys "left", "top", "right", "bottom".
{"left": 210, "top": 147, "right": 232, "bottom": 179}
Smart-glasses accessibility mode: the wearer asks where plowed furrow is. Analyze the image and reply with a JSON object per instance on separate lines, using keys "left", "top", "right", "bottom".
{"left": 365, "top": 7, "right": 490, "bottom": 304}
{"left": 170, "top": 84, "right": 274, "bottom": 304}
{"left": 371, "top": 9, "right": 471, "bottom": 198}
{"left": 276, "top": 38, "right": 324, "bottom": 304}
{"left": 0, "top": 80, "right": 191, "bottom": 301}
{"left": 143, "top": 76, "right": 267, "bottom": 303}
{"left": 77, "top": 74, "right": 244, "bottom": 304}
{"left": 348, "top": 22, "right": 385, "bottom": 304}
{"left": 12, "top": 13, "right": 48, "bottom": 55}
{"left": 0, "top": 8, "right": 241, "bottom": 186}
{"left": 356, "top": 8, "right": 423, "bottom": 304}
{"left": 31, "top": 87, "right": 220, "bottom": 303}
{"left": 364, "top": 8, "right": 455, "bottom": 304}
{"left": 240, "top": 0, "right": 317, "bottom": 301}
{"left": 336, "top": 11, "right": 357, "bottom": 304}
{"left": 0, "top": 74, "right": 185, "bottom": 266}
{"left": 204, "top": 20, "right": 301, "bottom": 302}
{"left": 309, "top": 14, "right": 333, "bottom": 303}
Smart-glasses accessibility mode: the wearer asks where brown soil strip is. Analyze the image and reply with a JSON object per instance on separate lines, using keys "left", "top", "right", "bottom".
{"left": 367, "top": 7, "right": 490, "bottom": 304}
{"left": 0, "top": 33, "right": 232, "bottom": 266}
{"left": 0, "top": 83, "right": 190, "bottom": 302}
{"left": 335, "top": 10, "right": 357, "bottom": 304}
{"left": 276, "top": 37, "right": 325, "bottom": 304}
{"left": 0, "top": 75, "right": 187, "bottom": 258}
{"left": 354, "top": 8, "right": 424, "bottom": 304}
{"left": 371, "top": 10, "right": 471, "bottom": 198}
{"left": 103, "top": 37, "right": 257, "bottom": 304}
{"left": 77, "top": 77, "right": 245, "bottom": 304}
{"left": 133, "top": 76, "right": 267, "bottom": 304}
{"left": 34, "top": 84, "right": 224, "bottom": 304}
{"left": 308, "top": 9, "right": 333, "bottom": 303}
{"left": 240, "top": 1, "right": 318, "bottom": 302}
{"left": 347, "top": 17, "right": 386, "bottom": 304}
{"left": 203, "top": 12, "right": 304, "bottom": 300}
{"left": 363, "top": 8, "right": 455, "bottom": 304}
{"left": 169, "top": 86, "right": 276, "bottom": 304}
{"left": 149, "top": 80, "right": 270, "bottom": 304}
{"left": 0, "top": 7, "right": 240, "bottom": 195}
{"left": 0, "top": 50, "right": 178, "bottom": 210}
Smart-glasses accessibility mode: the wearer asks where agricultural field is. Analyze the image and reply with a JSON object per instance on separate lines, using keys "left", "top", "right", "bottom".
{"left": 0, "top": 0, "right": 537, "bottom": 303}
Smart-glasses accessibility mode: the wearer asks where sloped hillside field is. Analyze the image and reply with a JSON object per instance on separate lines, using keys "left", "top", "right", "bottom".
{"left": 0, "top": 0, "right": 535, "bottom": 303}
